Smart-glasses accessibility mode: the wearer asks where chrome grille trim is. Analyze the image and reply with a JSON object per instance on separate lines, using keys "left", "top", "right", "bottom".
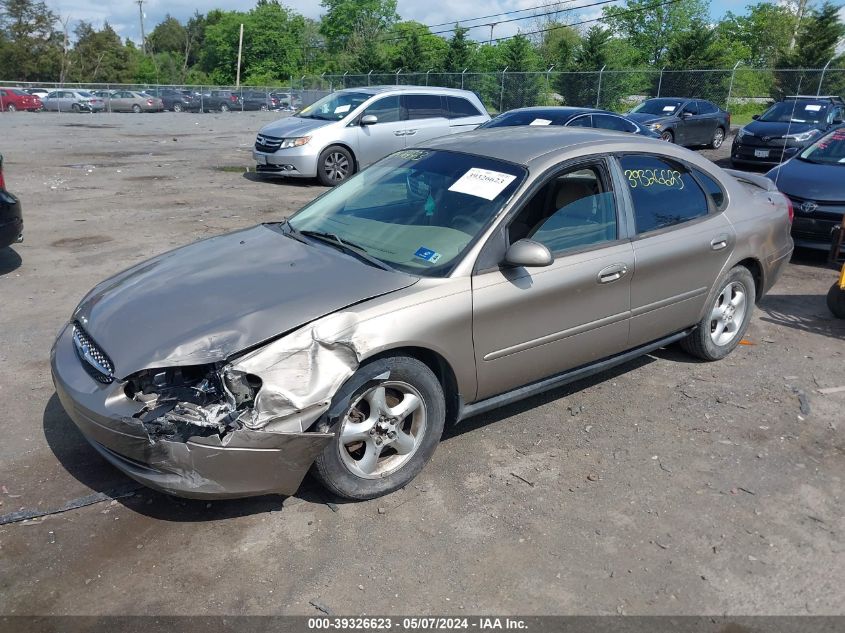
{"left": 255, "top": 133, "right": 283, "bottom": 153}
{"left": 72, "top": 322, "right": 115, "bottom": 384}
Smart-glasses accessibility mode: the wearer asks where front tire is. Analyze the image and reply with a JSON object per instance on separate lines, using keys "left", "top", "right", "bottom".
{"left": 710, "top": 127, "right": 725, "bottom": 149}
{"left": 681, "top": 266, "right": 755, "bottom": 361}
{"left": 661, "top": 130, "right": 674, "bottom": 143}
{"left": 172, "top": 102, "right": 183, "bottom": 113}
{"left": 6, "top": 103, "right": 16, "bottom": 112}
{"left": 317, "top": 145, "right": 354, "bottom": 186}
{"left": 71, "top": 103, "right": 81, "bottom": 113}
{"left": 132, "top": 104, "right": 142, "bottom": 113}
{"left": 311, "top": 356, "right": 446, "bottom": 500}
{"left": 220, "top": 103, "right": 230, "bottom": 112}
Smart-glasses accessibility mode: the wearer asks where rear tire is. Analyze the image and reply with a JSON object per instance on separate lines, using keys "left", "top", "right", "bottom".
{"left": 311, "top": 356, "right": 445, "bottom": 500}
{"left": 827, "top": 283, "right": 845, "bottom": 319}
{"left": 317, "top": 145, "right": 354, "bottom": 186}
{"left": 710, "top": 127, "right": 725, "bottom": 149}
{"left": 681, "top": 266, "right": 755, "bottom": 361}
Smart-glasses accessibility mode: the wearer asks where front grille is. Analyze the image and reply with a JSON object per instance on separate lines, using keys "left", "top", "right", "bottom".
{"left": 255, "top": 134, "right": 282, "bottom": 153}
{"left": 72, "top": 322, "right": 115, "bottom": 384}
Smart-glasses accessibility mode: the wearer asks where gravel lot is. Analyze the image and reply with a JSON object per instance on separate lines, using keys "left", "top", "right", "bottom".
{"left": 0, "top": 113, "right": 843, "bottom": 616}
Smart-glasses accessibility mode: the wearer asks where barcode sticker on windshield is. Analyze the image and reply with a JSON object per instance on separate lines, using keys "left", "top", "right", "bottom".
{"left": 663, "top": 106, "right": 676, "bottom": 112}
{"left": 449, "top": 168, "right": 517, "bottom": 200}
{"left": 334, "top": 104, "right": 351, "bottom": 113}
{"left": 806, "top": 105, "right": 822, "bottom": 111}
{"left": 530, "top": 118, "right": 552, "bottom": 126}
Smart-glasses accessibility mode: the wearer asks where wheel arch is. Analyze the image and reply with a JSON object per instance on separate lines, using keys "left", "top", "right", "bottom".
{"left": 322, "top": 142, "right": 359, "bottom": 173}
{"left": 734, "top": 256, "right": 764, "bottom": 302}
{"left": 363, "top": 346, "right": 461, "bottom": 426}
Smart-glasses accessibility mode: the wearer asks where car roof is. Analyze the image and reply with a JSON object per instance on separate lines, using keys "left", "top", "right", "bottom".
{"left": 422, "top": 126, "right": 664, "bottom": 167}
{"left": 498, "top": 106, "right": 606, "bottom": 115}
{"left": 335, "top": 85, "right": 477, "bottom": 97}
{"left": 785, "top": 95, "right": 844, "bottom": 102}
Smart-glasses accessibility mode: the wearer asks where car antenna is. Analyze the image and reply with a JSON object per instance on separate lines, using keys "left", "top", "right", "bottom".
{"left": 775, "top": 77, "right": 802, "bottom": 188}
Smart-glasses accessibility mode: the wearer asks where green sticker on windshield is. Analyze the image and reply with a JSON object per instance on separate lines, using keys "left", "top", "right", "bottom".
{"left": 396, "top": 149, "right": 430, "bottom": 160}
{"left": 425, "top": 194, "right": 435, "bottom": 216}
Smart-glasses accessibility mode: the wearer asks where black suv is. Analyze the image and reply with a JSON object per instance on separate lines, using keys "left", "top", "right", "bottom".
{"left": 201, "top": 90, "right": 243, "bottom": 112}
{"left": 626, "top": 97, "right": 731, "bottom": 148}
{"left": 0, "top": 154, "right": 23, "bottom": 249}
{"left": 732, "top": 95, "right": 845, "bottom": 167}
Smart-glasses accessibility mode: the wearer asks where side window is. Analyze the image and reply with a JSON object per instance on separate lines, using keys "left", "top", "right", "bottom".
{"left": 404, "top": 94, "right": 444, "bottom": 120}
{"left": 593, "top": 114, "right": 636, "bottom": 133}
{"left": 682, "top": 101, "right": 699, "bottom": 116}
{"left": 699, "top": 101, "right": 717, "bottom": 114}
{"left": 619, "top": 155, "right": 710, "bottom": 234}
{"left": 692, "top": 168, "right": 727, "bottom": 211}
{"left": 446, "top": 96, "right": 482, "bottom": 118}
{"left": 567, "top": 115, "right": 592, "bottom": 128}
{"left": 363, "top": 95, "right": 402, "bottom": 123}
{"left": 509, "top": 163, "right": 617, "bottom": 254}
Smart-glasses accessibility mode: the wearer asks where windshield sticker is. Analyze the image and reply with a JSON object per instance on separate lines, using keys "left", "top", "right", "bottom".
{"left": 624, "top": 169, "right": 685, "bottom": 190}
{"left": 663, "top": 105, "right": 676, "bottom": 112}
{"left": 530, "top": 118, "right": 552, "bottom": 126}
{"left": 396, "top": 149, "right": 429, "bottom": 160}
{"left": 448, "top": 168, "right": 517, "bottom": 200}
{"left": 334, "top": 104, "right": 351, "bottom": 114}
{"left": 414, "top": 247, "right": 441, "bottom": 263}
{"left": 805, "top": 104, "right": 822, "bottom": 112}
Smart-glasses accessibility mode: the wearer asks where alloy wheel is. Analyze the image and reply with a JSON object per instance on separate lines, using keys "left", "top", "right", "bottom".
{"left": 337, "top": 382, "right": 427, "bottom": 479}
{"left": 709, "top": 281, "right": 747, "bottom": 346}
{"left": 323, "top": 152, "right": 350, "bottom": 182}
{"left": 712, "top": 128, "right": 724, "bottom": 148}
{"left": 7, "top": 104, "right": 16, "bottom": 112}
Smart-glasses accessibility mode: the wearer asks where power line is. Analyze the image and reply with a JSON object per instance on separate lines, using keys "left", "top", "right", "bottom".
{"left": 423, "top": 0, "right": 594, "bottom": 30}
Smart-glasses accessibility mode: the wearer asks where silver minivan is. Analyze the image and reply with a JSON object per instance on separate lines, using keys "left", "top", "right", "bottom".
{"left": 253, "top": 86, "right": 490, "bottom": 185}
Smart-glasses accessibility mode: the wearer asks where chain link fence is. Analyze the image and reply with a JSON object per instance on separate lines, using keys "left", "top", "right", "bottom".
{"left": 4, "top": 67, "right": 845, "bottom": 116}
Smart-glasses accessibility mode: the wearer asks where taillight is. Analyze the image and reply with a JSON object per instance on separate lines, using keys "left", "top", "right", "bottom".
{"left": 783, "top": 194, "right": 794, "bottom": 224}
{"left": 147, "top": 99, "right": 154, "bottom": 105}
{"left": 230, "top": 95, "right": 238, "bottom": 102}
{"left": 0, "top": 156, "right": 6, "bottom": 190}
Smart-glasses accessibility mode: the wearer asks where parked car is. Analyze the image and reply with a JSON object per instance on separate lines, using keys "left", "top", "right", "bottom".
{"left": 0, "top": 87, "right": 42, "bottom": 112}
{"left": 766, "top": 127, "right": 845, "bottom": 251}
{"left": 239, "top": 90, "right": 279, "bottom": 111}
{"left": 627, "top": 97, "right": 731, "bottom": 148}
{"left": 92, "top": 90, "right": 164, "bottom": 113}
{"left": 51, "top": 127, "right": 793, "bottom": 501}
{"left": 270, "top": 91, "right": 301, "bottom": 110}
{"left": 143, "top": 88, "right": 200, "bottom": 112}
{"left": 0, "top": 154, "right": 23, "bottom": 249}
{"left": 253, "top": 86, "right": 490, "bottom": 186}
{"left": 731, "top": 95, "right": 845, "bottom": 167}
{"left": 41, "top": 90, "right": 105, "bottom": 112}
{"left": 23, "top": 88, "right": 49, "bottom": 99}
{"left": 479, "top": 106, "right": 661, "bottom": 138}
{"left": 201, "top": 90, "right": 243, "bottom": 112}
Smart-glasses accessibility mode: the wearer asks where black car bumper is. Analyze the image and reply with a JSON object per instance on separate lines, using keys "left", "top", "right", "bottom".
{"left": 731, "top": 141, "right": 802, "bottom": 166}
{"left": 0, "top": 189, "right": 22, "bottom": 248}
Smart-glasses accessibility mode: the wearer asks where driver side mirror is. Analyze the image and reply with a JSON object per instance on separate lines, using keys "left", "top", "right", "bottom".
{"left": 503, "top": 239, "right": 553, "bottom": 268}
{"left": 361, "top": 114, "right": 378, "bottom": 126}
{"left": 681, "top": 111, "right": 693, "bottom": 119}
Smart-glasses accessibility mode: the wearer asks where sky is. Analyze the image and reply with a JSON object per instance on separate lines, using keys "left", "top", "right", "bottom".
{"left": 42, "top": 0, "right": 748, "bottom": 45}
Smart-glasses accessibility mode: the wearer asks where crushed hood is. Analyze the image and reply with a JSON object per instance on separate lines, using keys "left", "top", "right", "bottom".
{"left": 74, "top": 224, "right": 417, "bottom": 377}
{"left": 259, "top": 116, "right": 333, "bottom": 138}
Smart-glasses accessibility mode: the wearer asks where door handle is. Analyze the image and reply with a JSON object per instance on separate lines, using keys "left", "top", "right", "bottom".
{"left": 710, "top": 235, "right": 729, "bottom": 251}
{"left": 393, "top": 130, "right": 405, "bottom": 136}
{"left": 598, "top": 263, "right": 629, "bottom": 284}
{"left": 404, "top": 129, "right": 418, "bottom": 136}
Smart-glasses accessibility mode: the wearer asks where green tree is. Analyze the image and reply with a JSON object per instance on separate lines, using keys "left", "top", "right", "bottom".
{"left": 603, "top": 0, "right": 710, "bottom": 66}
{"left": 70, "top": 21, "right": 132, "bottom": 82}
{"left": 501, "top": 34, "right": 541, "bottom": 110}
{"left": 789, "top": 1, "right": 844, "bottom": 68}
{"left": 443, "top": 24, "right": 472, "bottom": 72}
{"left": 537, "top": 24, "right": 581, "bottom": 71}
{"left": 574, "top": 26, "right": 610, "bottom": 70}
{"left": 319, "top": 0, "right": 397, "bottom": 54}
{"left": 0, "top": 0, "right": 60, "bottom": 80}
{"left": 147, "top": 14, "right": 186, "bottom": 54}
{"left": 385, "top": 21, "right": 446, "bottom": 72}
{"left": 717, "top": 2, "right": 795, "bottom": 67}
{"left": 665, "top": 21, "right": 721, "bottom": 68}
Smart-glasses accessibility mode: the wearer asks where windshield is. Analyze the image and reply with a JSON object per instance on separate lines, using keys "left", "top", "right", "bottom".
{"left": 78, "top": 91, "right": 93, "bottom": 98}
{"left": 481, "top": 110, "right": 574, "bottom": 128}
{"left": 631, "top": 99, "right": 684, "bottom": 116}
{"left": 287, "top": 149, "right": 526, "bottom": 276}
{"left": 760, "top": 101, "right": 829, "bottom": 124}
{"left": 296, "top": 91, "right": 370, "bottom": 121}
{"left": 799, "top": 127, "right": 845, "bottom": 164}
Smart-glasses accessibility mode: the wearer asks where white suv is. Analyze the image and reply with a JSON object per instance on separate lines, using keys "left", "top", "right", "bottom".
{"left": 253, "top": 86, "right": 490, "bottom": 186}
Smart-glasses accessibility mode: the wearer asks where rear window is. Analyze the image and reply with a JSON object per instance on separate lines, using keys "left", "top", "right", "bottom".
{"left": 692, "top": 168, "right": 727, "bottom": 210}
{"left": 619, "top": 155, "right": 710, "bottom": 234}
{"left": 593, "top": 114, "right": 637, "bottom": 133}
{"left": 446, "top": 96, "right": 482, "bottom": 118}
{"left": 698, "top": 100, "right": 718, "bottom": 114}
{"left": 404, "top": 94, "right": 445, "bottom": 120}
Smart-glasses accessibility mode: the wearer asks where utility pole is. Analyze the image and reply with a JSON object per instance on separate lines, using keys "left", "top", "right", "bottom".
{"left": 136, "top": 0, "right": 146, "bottom": 54}
{"left": 235, "top": 23, "right": 244, "bottom": 88}
{"left": 488, "top": 22, "right": 498, "bottom": 45}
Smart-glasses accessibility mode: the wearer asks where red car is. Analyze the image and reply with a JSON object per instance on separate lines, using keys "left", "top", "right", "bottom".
{"left": 0, "top": 87, "right": 42, "bottom": 112}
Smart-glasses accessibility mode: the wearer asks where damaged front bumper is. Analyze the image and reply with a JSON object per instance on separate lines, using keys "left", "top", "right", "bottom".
{"left": 50, "top": 325, "right": 334, "bottom": 499}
